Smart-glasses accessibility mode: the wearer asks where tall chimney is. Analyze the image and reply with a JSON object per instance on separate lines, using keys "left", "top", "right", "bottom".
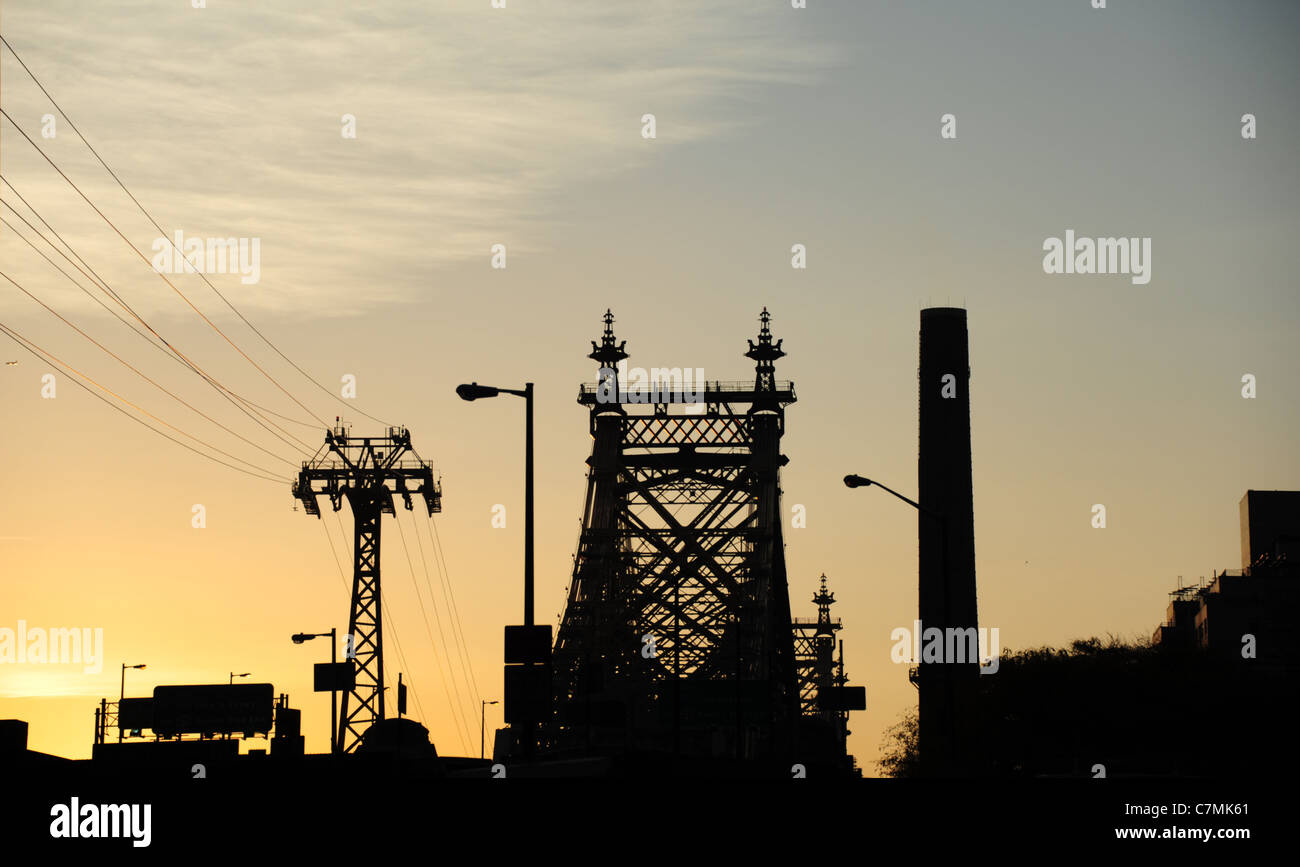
{"left": 917, "top": 307, "right": 979, "bottom": 775}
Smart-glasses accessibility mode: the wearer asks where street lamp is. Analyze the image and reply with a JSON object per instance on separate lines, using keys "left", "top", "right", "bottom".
{"left": 456, "top": 381, "right": 534, "bottom": 625}
{"left": 843, "top": 471, "right": 948, "bottom": 600}
{"left": 842, "top": 473, "right": 947, "bottom": 574}
{"left": 481, "top": 699, "right": 499, "bottom": 760}
{"left": 230, "top": 671, "right": 251, "bottom": 684}
{"left": 119, "top": 663, "right": 146, "bottom": 743}
{"left": 844, "top": 472, "right": 952, "bottom": 775}
{"left": 459, "top": 381, "right": 548, "bottom": 762}
{"left": 292, "top": 629, "right": 338, "bottom": 754}
{"left": 843, "top": 475, "right": 927, "bottom": 513}
{"left": 120, "top": 663, "right": 146, "bottom": 703}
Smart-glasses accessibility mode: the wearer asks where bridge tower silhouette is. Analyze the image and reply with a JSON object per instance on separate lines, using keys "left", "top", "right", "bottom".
{"left": 547, "top": 309, "right": 803, "bottom": 763}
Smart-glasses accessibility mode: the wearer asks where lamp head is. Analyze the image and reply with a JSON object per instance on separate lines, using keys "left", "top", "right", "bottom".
{"left": 843, "top": 474, "right": 873, "bottom": 489}
{"left": 456, "top": 382, "right": 499, "bottom": 401}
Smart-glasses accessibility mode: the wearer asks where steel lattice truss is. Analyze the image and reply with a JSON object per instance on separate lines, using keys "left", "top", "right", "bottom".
{"left": 793, "top": 628, "right": 823, "bottom": 716}
{"left": 623, "top": 415, "right": 752, "bottom": 447}
{"left": 623, "top": 457, "right": 757, "bottom": 680}
{"left": 292, "top": 426, "right": 441, "bottom": 753}
{"left": 551, "top": 310, "right": 799, "bottom": 758}
{"left": 792, "top": 620, "right": 840, "bottom": 716}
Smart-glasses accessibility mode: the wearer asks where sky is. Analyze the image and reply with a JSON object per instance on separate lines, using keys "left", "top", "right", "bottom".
{"left": 1, "top": 0, "right": 1298, "bottom": 773}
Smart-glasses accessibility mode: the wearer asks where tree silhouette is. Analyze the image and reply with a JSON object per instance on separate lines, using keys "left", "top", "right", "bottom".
{"left": 878, "top": 634, "right": 1298, "bottom": 778}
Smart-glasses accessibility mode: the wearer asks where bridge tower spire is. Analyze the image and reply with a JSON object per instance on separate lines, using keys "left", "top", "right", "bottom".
{"left": 548, "top": 309, "right": 803, "bottom": 764}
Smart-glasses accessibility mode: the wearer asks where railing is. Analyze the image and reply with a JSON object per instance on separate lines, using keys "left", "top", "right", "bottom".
{"left": 301, "top": 457, "right": 433, "bottom": 471}
{"left": 323, "top": 425, "right": 408, "bottom": 439}
{"left": 791, "top": 617, "right": 842, "bottom": 628}
{"left": 578, "top": 380, "right": 796, "bottom": 403}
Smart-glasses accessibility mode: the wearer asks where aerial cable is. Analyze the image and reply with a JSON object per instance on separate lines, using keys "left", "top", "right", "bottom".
{"left": 0, "top": 320, "right": 282, "bottom": 483}
{"left": 413, "top": 510, "right": 482, "bottom": 714}
{"left": 1, "top": 107, "right": 329, "bottom": 429}
{"left": 394, "top": 512, "right": 475, "bottom": 752}
{"left": 0, "top": 265, "right": 299, "bottom": 468}
{"left": 0, "top": 33, "right": 394, "bottom": 427}
{"left": 1, "top": 180, "right": 319, "bottom": 452}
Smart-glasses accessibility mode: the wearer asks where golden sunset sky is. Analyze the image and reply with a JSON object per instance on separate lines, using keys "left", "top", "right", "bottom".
{"left": 1, "top": 0, "right": 1298, "bottom": 772}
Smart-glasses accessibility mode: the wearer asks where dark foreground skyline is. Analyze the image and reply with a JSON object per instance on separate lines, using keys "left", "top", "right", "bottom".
{"left": 1, "top": 0, "right": 1297, "bottom": 786}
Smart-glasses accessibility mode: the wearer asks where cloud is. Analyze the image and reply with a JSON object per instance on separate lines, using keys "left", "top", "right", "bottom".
{"left": 1, "top": 1, "right": 837, "bottom": 317}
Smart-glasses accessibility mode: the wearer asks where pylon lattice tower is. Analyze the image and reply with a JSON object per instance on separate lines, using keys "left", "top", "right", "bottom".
{"left": 549, "top": 309, "right": 799, "bottom": 760}
{"left": 292, "top": 424, "right": 441, "bottom": 753}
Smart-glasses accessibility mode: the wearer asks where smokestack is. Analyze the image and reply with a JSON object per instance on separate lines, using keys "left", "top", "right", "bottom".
{"left": 917, "top": 307, "right": 979, "bottom": 775}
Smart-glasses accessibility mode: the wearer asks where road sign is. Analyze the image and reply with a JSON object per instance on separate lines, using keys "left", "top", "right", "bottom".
{"left": 313, "top": 661, "right": 355, "bottom": 692}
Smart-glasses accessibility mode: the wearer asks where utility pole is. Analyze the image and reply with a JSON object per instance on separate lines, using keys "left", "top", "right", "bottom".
{"left": 481, "top": 699, "right": 499, "bottom": 760}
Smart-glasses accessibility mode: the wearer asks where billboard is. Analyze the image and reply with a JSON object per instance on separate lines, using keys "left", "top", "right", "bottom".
{"left": 117, "top": 697, "right": 154, "bottom": 731}
{"left": 150, "top": 683, "right": 274, "bottom": 737}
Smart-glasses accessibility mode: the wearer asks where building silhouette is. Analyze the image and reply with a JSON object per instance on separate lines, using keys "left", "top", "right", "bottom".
{"left": 1154, "top": 490, "right": 1300, "bottom": 670}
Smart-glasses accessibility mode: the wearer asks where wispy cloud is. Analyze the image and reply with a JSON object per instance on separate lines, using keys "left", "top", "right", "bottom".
{"left": 2, "top": 1, "right": 837, "bottom": 317}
